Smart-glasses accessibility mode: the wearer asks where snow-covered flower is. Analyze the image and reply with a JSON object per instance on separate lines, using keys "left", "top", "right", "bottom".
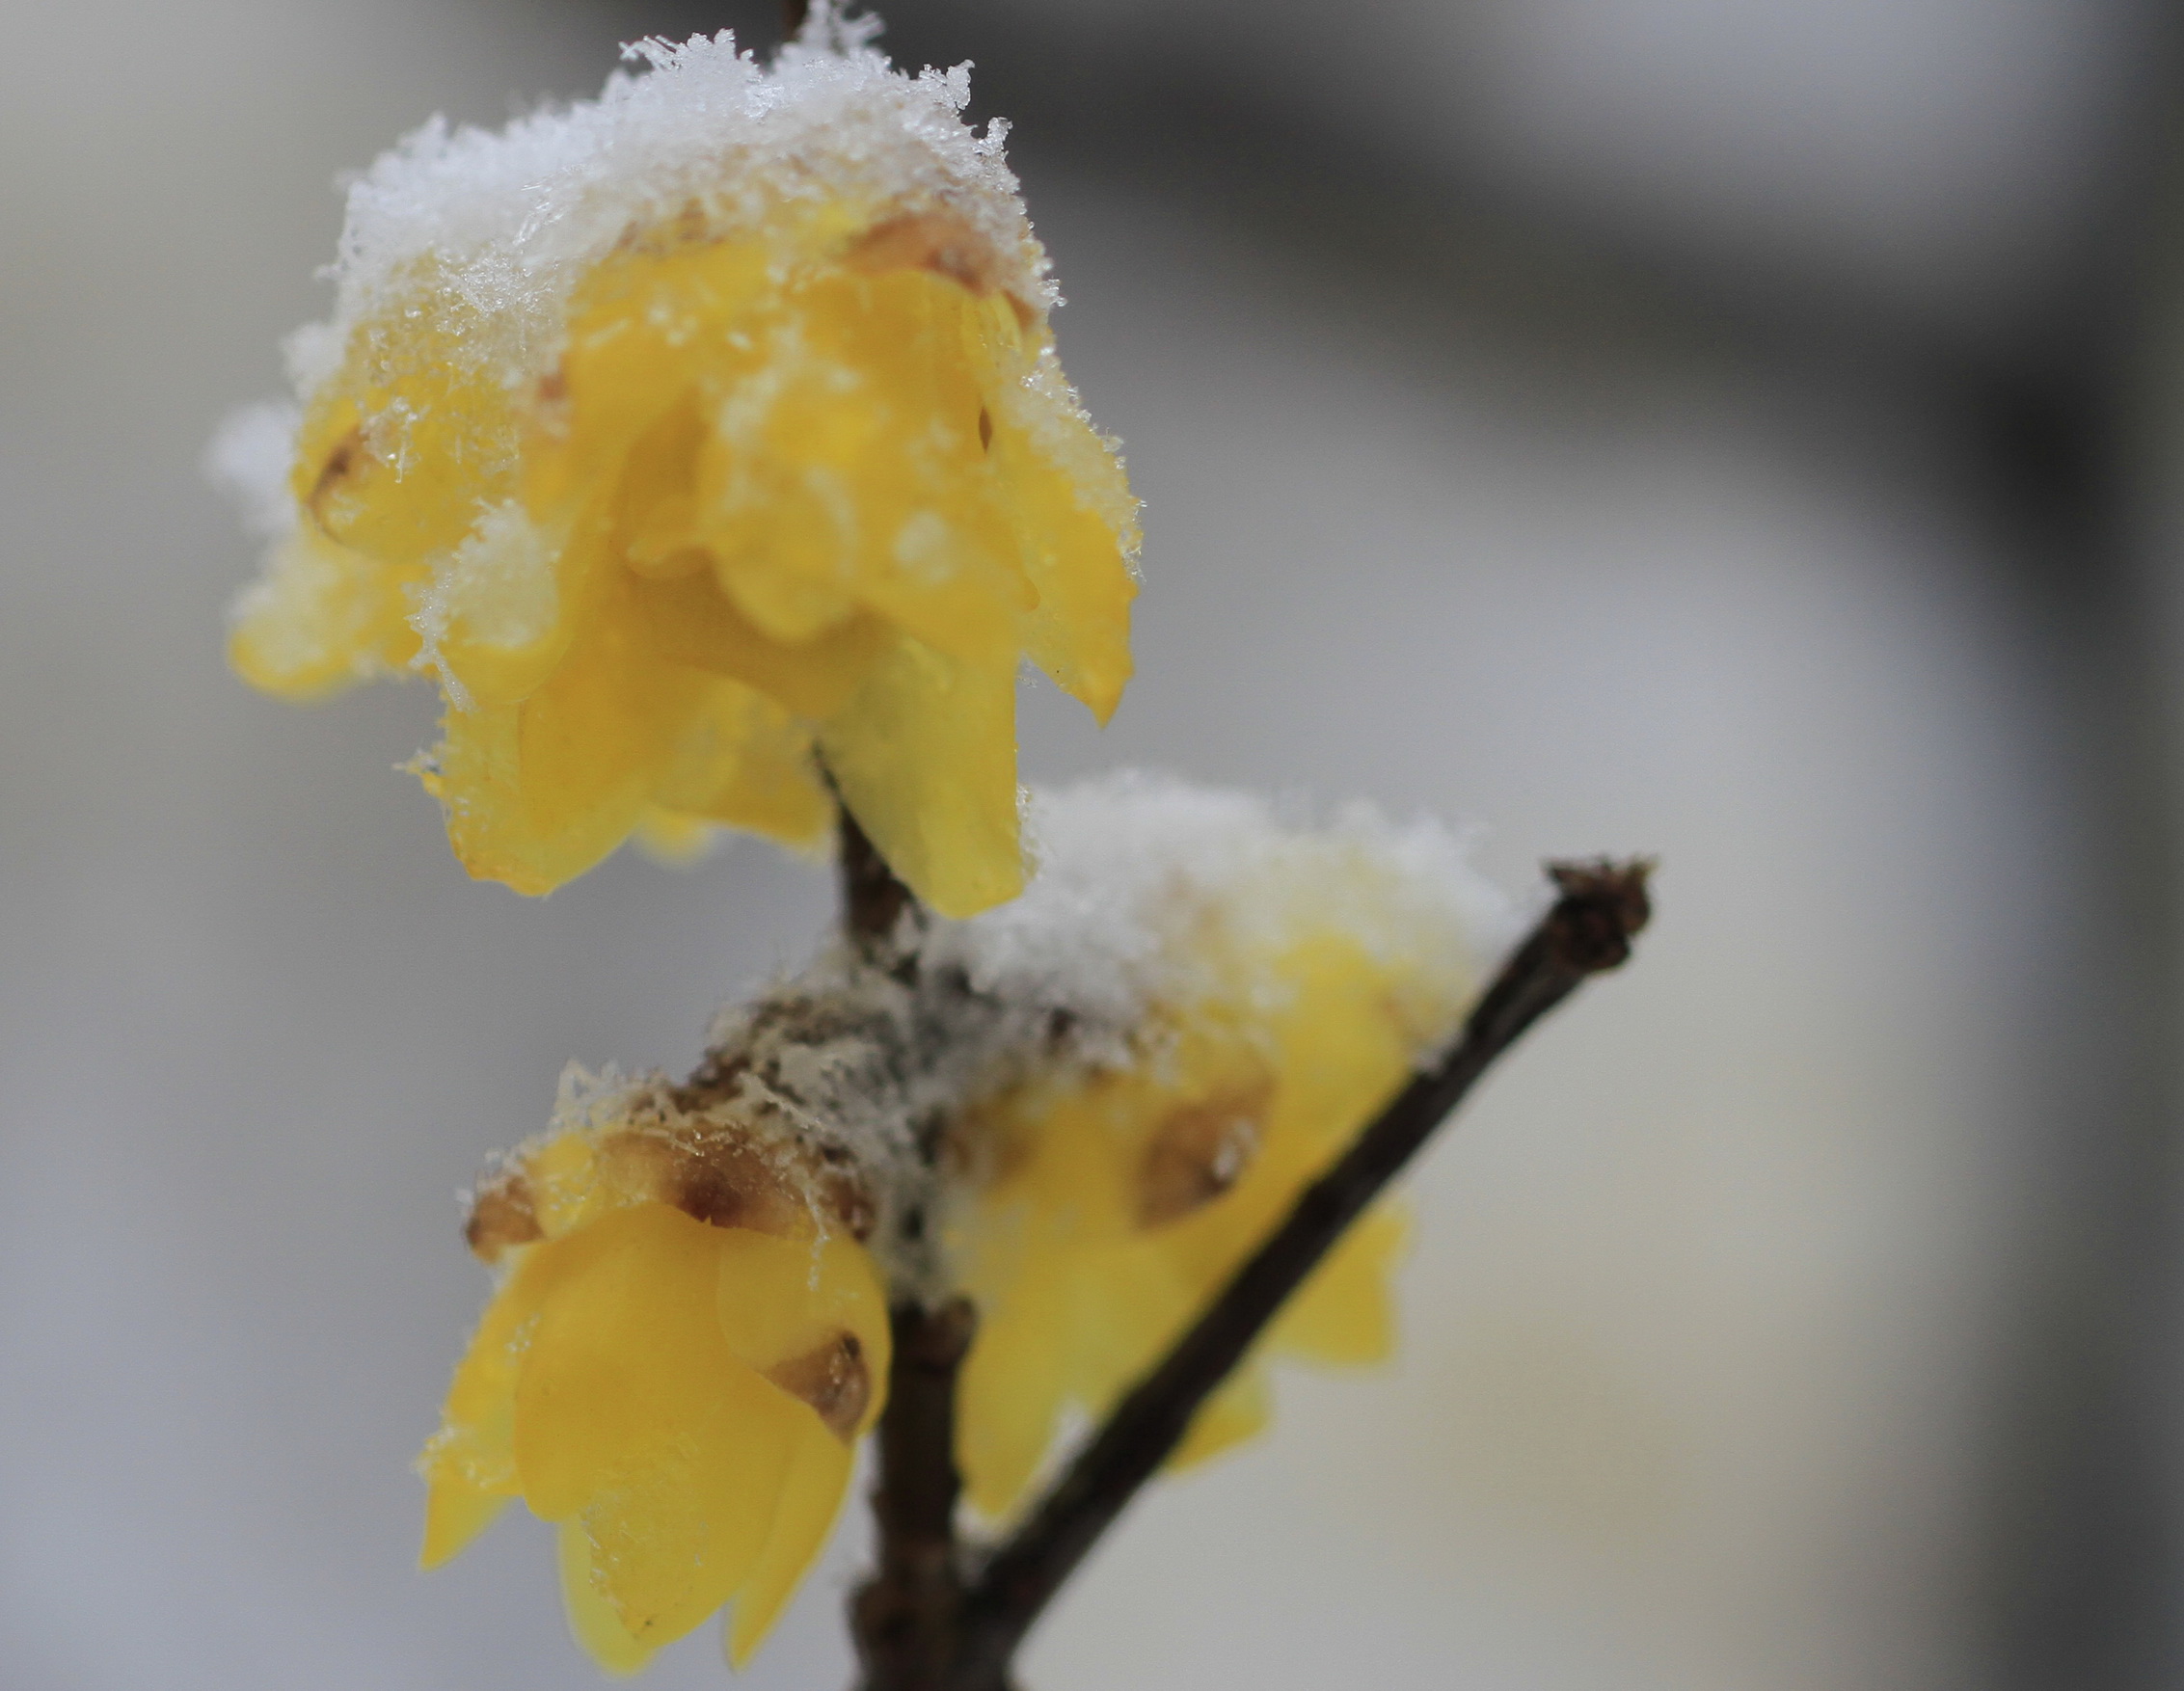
{"left": 937, "top": 779, "right": 1511, "bottom": 1514}
{"left": 220, "top": 15, "right": 1138, "bottom": 915}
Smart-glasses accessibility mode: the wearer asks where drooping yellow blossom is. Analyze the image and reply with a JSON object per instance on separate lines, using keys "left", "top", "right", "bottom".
{"left": 224, "top": 26, "right": 1138, "bottom": 917}
{"left": 933, "top": 777, "right": 1509, "bottom": 1518}
{"left": 950, "top": 937, "right": 1417, "bottom": 1517}
{"left": 421, "top": 1089, "right": 890, "bottom": 1672}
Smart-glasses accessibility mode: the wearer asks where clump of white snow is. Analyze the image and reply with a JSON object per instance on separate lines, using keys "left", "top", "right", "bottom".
{"left": 926, "top": 771, "right": 1520, "bottom": 1071}
{"left": 203, "top": 401, "right": 302, "bottom": 540}
{"left": 286, "top": 4, "right": 1046, "bottom": 397}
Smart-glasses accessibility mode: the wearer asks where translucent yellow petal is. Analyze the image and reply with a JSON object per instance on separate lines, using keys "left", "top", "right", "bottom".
{"left": 421, "top": 1487, "right": 510, "bottom": 1573}
{"left": 419, "top": 504, "right": 603, "bottom": 712}
{"left": 714, "top": 1229, "right": 891, "bottom": 1406}
{"left": 542, "top": 240, "right": 777, "bottom": 516}
{"left": 725, "top": 1415, "right": 854, "bottom": 1668}
{"left": 1271, "top": 1204, "right": 1406, "bottom": 1366}
{"left": 610, "top": 391, "right": 712, "bottom": 578}
{"left": 1168, "top": 1366, "right": 1271, "bottom": 1472}
{"left": 1262, "top": 934, "right": 1415, "bottom": 1157}
{"left": 558, "top": 1519, "right": 657, "bottom": 1678}
{"left": 699, "top": 268, "right": 1032, "bottom": 669}
{"left": 428, "top": 582, "right": 708, "bottom": 895}
{"left": 295, "top": 322, "right": 524, "bottom": 568}
{"left": 418, "top": 1242, "right": 570, "bottom": 1568}
{"left": 1064, "top": 1245, "right": 1197, "bottom": 1411}
{"left": 989, "top": 411, "right": 1137, "bottom": 723}
{"left": 708, "top": 509, "right": 864, "bottom": 646}
{"left": 650, "top": 678, "right": 833, "bottom": 849}
{"left": 633, "top": 808, "right": 719, "bottom": 865}
{"left": 229, "top": 526, "right": 420, "bottom": 699}
{"left": 512, "top": 1205, "right": 800, "bottom": 1648}
{"left": 631, "top": 571, "right": 891, "bottom": 721}
{"left": 817, "top": 636, "right": 1022, "bottom": 919}
{"left": 957, "top": 1266, "right": 1073, "bottom": 1520}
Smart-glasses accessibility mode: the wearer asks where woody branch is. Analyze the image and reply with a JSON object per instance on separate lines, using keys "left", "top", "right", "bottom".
{"left": 836, "top": 828, "right": 1653, "bottom": 1691}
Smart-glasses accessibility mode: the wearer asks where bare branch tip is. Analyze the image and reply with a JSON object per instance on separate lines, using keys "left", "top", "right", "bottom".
{"left": 1543, "top": 856, "right": 1656, "bottom": 975}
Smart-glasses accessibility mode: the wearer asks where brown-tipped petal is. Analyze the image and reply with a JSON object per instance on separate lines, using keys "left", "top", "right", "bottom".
{"left": 765, "top": 1332, "right": 871, "bottom": 1442}
{"left": 464, "top": 1169, "right": 542, "bottom": 1262}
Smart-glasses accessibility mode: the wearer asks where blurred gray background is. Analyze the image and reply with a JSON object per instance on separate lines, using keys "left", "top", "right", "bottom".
{"left": 7, "top": 0, "right": 2184, "bottom": 1686}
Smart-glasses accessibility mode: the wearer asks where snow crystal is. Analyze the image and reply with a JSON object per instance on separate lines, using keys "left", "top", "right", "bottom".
{"left": 928, "top": 771, "right": 1521, "bottom": 1069}
{"left": 203, "top": 402, "right": 301, "bottom": 540}
{"left": 287, "top": 4, "right": 1047, "bottom": 396}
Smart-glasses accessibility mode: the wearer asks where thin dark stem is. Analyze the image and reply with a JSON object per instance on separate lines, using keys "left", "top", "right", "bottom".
{"left": 943, "top": 858, "right": 1654, "bottom": 1689}
{"left": 840, "top": 805, "right": 915, "bottom": 956}
{"left": 851, "top": 1300, "right": 978, "bottom": 1691}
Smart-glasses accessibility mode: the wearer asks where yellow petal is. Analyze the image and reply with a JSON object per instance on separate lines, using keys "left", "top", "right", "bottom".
{"left": 989, "top": 409, "right": 1137, "bottom": 723}
{"left": 229, "top": 525, "right": 421, "bottom": 699}
{"left": 818, "top": 635, "right": 1022, "bottom": 919}
{"left": 610, "top": 391, "right": 711, "bottom": 578}
{"left": 698, "top": 267, "right": 1032, "bottom": 668}
{"left": 1271, "top": 1204, "right": 1406, "bottom": 1366}
{"left": 630, "top": 570, "right": 891, "bottom": 721}
{"left": 725, "top": 1414, "right": 854, "bottom": 1667}
{"left": 1168, "top": 1366, "right": 1271, "bottom": 1471}
{"left": 649, "top": 677, "right": 834, "bottom": 849}
{"left": 632, "top": 807, "right": 719, "bottom": 865}
{"left": 417, "top": 503, "right": 602, "bottom": 711}
{"left": 420, "top": 1485, "right": 511, "bottom": 1573}
{"left": 558, "top": 1518, "right": 657, "bottom": 1678}
{"left": 957, "top": 1264, "right": 1073, "bottom": 1520}
{"left": 707, "top": 497, "right": 864, "bottom": 646}
{"left": 418, "top": 1242, "right": 572, "bottom": 1569}
{"left": 295, "top": 325, "right": 524, "bottom": 568}
{"left": 543, "top": 239, "right": 777, "bottom": 516}
{"left": 1064, "top": 1245, "right": 1197, "bottom": 1410}
{"left": 714, "top": 1229, "right": 892, "bottom": 1416}
{"left": 1261, "top": 933, "right": 1416, "bottom": 1156}
{"left": 512, "top": 1205, "right": 801, "bottom": 1649}
{"left": 428, "top": 581, "right": 708, "bottom": 895}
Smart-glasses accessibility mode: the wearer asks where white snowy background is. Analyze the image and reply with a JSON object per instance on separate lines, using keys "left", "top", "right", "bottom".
{"left": 2, "top": 1, "right": 2176, "bottom": 1688}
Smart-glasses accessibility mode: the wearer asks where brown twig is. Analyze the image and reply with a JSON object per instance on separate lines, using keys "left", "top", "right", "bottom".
{"left": 851, "top": 1300, "right": 980, "bottom": 1691}
{"left": 840, "top": 805, "right": 915, "bottom": 956}
{"left": 934, "top": 858, "right": 1655, "bottom": 1690}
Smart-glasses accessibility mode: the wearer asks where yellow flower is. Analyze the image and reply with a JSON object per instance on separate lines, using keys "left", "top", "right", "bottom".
{"left": 226, "top": 30, "right": 1137, "bottom": 917}
{"left": 934, "top": 779, "right": 1506, "bottom": 1517}
{"left": 420, "top": 1094, "right": 890, "bottom": 1672}
{"left": 951, "top": 931, "right": 1420, "bottom": 1517}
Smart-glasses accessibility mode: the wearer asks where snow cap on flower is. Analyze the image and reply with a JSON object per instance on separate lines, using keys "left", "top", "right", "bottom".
{"left": 223, "top": 9, "right": 1139, "bottom": 915}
